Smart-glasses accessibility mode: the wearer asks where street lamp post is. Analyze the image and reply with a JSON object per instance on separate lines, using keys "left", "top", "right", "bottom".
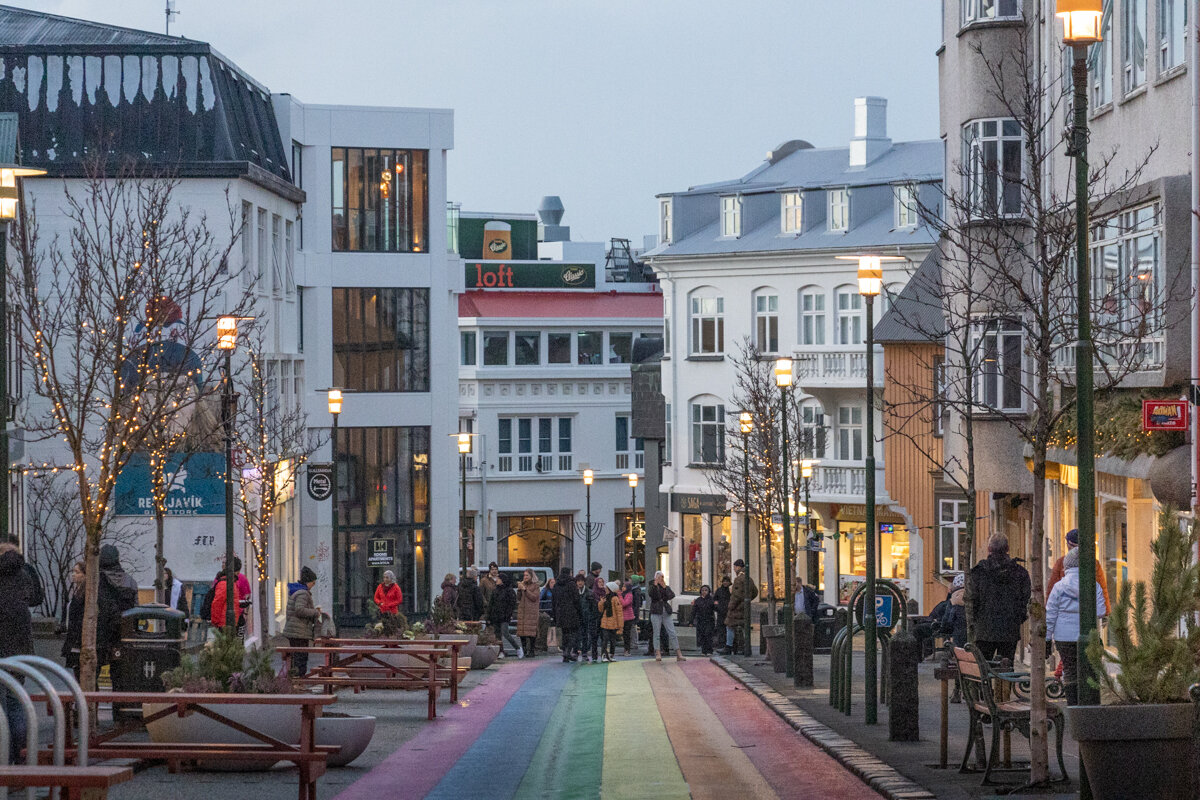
{"left": 802, "top": 459, "right": 818, "bottom": 588}
{"left": 217, "top": 316, "right": 239, "bottom": 630}
{"left": 583, "top": 468, "right": 594, "bottom": 568}
{"left": 327, "top": 389, "right": 342, "bottom": 617}
{"left": 739, "top": 411, "right": 754, "bottom": 657}
{"left": 457, "top": 432, "right": 471, "bottom": 576}
{"left": 0, "top": 156, "right": 45, "bottom": 546}
{"left": 775, "top": 358, "right": 795, "bottom": 678}
{"left": 1058, "top": 0, "right": 1103, "bottom": 719}
{"left": 628, "top": 472, "right": 639, "bottom": 578}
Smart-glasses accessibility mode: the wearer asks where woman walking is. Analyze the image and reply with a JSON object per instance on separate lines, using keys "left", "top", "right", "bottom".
{"left": 692, "top": 584, "right": 717, "bottom": 655}
{"left": 62, "top": 561, "right": 85, "bottom": 678}
{"left": 282, "top": 567, "right": 320, "bottom": 676}
{"left": 599, "top": 581, "right": 623, "bottom": 661}
{"left": 516, "top": 568, "right": 541, "bottom": 657}
{"left": 648, "top": 571, "right": 685, "bottom": 663}
{"left": 620, "top": 580, "right": 635, "bottom": 656}
{"left": 1046, "top": 549, "right": 1106, "bottom": 705}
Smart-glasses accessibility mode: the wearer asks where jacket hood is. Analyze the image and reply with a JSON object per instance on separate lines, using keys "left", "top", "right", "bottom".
{"left": 441, "top": 579, "right": 457, "bottom": 589}
{"left": 950, "top": 588, "right": 965, "bottom": 606}
{"left": 1057, "top": 568, "right": 1082, "bottom": 601}
{"left": 287, "top": 581, "right": 307, "bottom": 596}
{"left": 0, "top": 548, "right": 23, "bottom": 576}
{"left": 99, "top": 544, "right": 121, "bottom": 570}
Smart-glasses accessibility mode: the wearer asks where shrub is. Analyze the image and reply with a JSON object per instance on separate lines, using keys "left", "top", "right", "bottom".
{"left": 162, "top": 626, "right": 294, "bottom": 694}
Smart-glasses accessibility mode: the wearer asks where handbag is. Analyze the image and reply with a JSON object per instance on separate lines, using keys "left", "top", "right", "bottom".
{"left": 315, "top": 612, "right": 337, "bottom": 639}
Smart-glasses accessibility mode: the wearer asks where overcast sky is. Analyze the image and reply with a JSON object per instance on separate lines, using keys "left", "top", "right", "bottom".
{"left": 13, "top": 0, "right": 942, "bottom": 244}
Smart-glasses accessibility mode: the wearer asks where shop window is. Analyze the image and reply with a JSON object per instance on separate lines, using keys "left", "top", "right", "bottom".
{"left": 332, "top": 288, "right": 430, "bottom": 392}
{"left": 881, "top": 524, "right": 910, "bottom": 579}
{"left": 331, "top": 147, "right": 428, "bottom": 252}
{"left": 711, "top": 515, "right": 731, "bottom": 586}
{"left": 499, "top": 515, "right": 573, "bottom": 571}
{"left": 682, "top": 514, "right": 703, "bottom": 594}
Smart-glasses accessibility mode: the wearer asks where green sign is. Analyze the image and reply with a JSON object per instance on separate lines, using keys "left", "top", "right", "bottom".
{"left": 465, "top": 261, "right": 595, "bottom": 290}
{"left": 459, "top": 217, "right": 538, "bottom": 260}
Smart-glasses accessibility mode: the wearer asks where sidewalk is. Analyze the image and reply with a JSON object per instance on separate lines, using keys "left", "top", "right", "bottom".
{"left": 714, "top": 649, "right": 1078, "bottom": 800}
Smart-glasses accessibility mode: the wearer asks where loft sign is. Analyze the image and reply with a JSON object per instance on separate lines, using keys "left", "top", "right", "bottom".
{"left": 467, "top": 261, "right": 595, "bottom": 290}
{"left": 1142, "top": 399, "right": 1188, "bottom": 431}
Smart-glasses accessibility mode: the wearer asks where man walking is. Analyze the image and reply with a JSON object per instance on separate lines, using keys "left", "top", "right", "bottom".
{"left": 587, "top": 562, "right": 605, "bottom": 662}
{"left": 721, "top": 559, "right": 756, "bottom": 655}
{"left": 552, "top": 568, "right": 581, "bottom": 662}
{"left": 968, "top": 534, "right": 1031, "bottom": 665}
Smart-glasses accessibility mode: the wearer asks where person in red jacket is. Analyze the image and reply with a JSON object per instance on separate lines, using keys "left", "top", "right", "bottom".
{"left": 374, "top": 570, "right": 403, "bottom": 616}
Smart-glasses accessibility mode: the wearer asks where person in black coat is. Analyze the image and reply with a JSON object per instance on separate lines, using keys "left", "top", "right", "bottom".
{"left": 714, "top": 576, "right": 731, "bottom": 631}
{"left": 552, "top": 568, "right": 582, "bottom": 662}
{"left": 0, "top": 543, "right": 35, "bottom": 762}
{"left": 486, "top": 572, "right": 522, "bottom": 657}
{"left": 692, "top": 585, "right": 717, "bottom": 655}
{"left": 97, "top": 545, "right": 137, "bottom": 670}
{"left": 968, "top": 535, "right": 1032, "bottom": 665}
{"left": 62, "top": 561, "right": 86, "bottom": 677}
{"left": 456, "top": 568, "right": 485, "bottom": 621}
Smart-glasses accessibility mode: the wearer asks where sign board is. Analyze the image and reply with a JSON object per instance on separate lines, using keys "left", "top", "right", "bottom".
{"left": 875, "top": 595, "right": 894, "bottom": 629}
{"left": 1142, "top": 399, "right": 1188, "bottom": 431}
{"left": 307, "top": 463, "right": 334, "bottom": 501}
{"left": 671, "top": 493, "right": 728, "bottom": 515}
{"left": 465, "top": 261, "right": 596, "bottom": 290}
{"left": 367, "top": 537, "right": 395, "bottom": 568}
{"left": 114, "top": 452, "right": 226, "bottom": 516}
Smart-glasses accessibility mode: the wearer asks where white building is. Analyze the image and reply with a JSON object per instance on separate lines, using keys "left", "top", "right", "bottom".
{"left": 643, "top": 98, "right": 942, "bottom": 608}
{"left": 456, "top": 200, "right": 662, "bottom": 578}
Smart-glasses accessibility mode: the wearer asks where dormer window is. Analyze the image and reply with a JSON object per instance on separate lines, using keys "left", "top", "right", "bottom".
{"left": 894, "top": 184, "right": 918, "bottom": 228}
{"left": 781, "top": 192, "right": 803, "bottom": 234}
{"left": 660, "top": 198, "right": 673, "bottom": 244}
{"left": 720, "top": 196, "right": 742, "bottom": 238}
{"left": 828, "top": 188, "right": 849, "bottom": 232}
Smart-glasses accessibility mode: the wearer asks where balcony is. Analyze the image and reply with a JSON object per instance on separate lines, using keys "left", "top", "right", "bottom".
{"left": 805, "top": 461, "right": 888, "bottom": 503}
{"left": 792, "top": 346, "right": 884, "bottom": 389}
{"left": 496, "top": 453, "right": 574, "bottom": 475}
{"left": 1051, "top": 335, "right": 1165, "bottom": 377}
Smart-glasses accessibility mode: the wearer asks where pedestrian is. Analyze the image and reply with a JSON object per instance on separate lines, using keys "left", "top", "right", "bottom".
{"left": 692, "top": 584, "right": 717, "bottom": 655}
{"left": 552, "top": 568, "right": 581, "bottom": 662}
{"left": 967, "top": 534, "right": 1032, "bottom": 665}
{"left": 480, "top": 561, "right": 501, "bottom": 616}
{"left": 793, "top": 576, "right": 820, "bottom": 624}
{"left": 0, "top": 541, "right": 34, "bottom": 763}
{"left": 648, "top": 571, "right": 685, "bottom": 663}
{"left": 937, "top": 573, "right": 968, "bottom": 649}
{"left": 440, "top": 573, "right": 459, "bottom": 611}
{"left": 516, "top": 568, "right": 541, "bottom": 657}
{"left": 540, "top": 577, "right": 558, "bottom": 650}
{"left": 3, "top": 534, "right": 44, "bottom": 609}
{"left": 1046, "top": 528, "right": 1111, "bottom": 616}
{"left": 456, "top": 567, "right": 485, "bottom": 621}
{"left": 620, "top": 580, "right": 635, "bottom": 656}
{"left": 283, "top": 567, "right": 320, "bottom": 676}
{"left": 62, "top": 561, "right": 85, "bottom": 678}
{"left": 576, "top": 572, "right": 600, "bottom": 663}
{"left": 714, "top": 575, "right": 731, "bottom": 632}
{"left": 208, "top": 559, "right": 245, "bottom": 634}
{"left": 1046, "top": 549, "right": 1107, "bottom": 706}
{"left": 373, "top": 570, "right": 403, "bottom": 618}
{"left": 163, "top": 567, "right": 189, "bottom": 620}
{"left": 722, "top": 559, "right": 757, "bottom": 655}
{"left": 629, "top": 575, "right": 644, "bottom": 651}
{"left": 587, "top": 561, "right": 605, "bottom": 662}
{"left": 487, "top": 572, "right": 522, "bottom": 658}
{"left": 599, "top": 581, "right": 623, "bottom": 661}
{"left": 98, "top": 544, "right": 137, "bottom": 668}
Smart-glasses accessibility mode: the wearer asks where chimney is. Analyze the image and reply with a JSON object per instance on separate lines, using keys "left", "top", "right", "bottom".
{"left": 537, "top": 195, "right": 570, "bottom": 242}
{"left": 849, "top": 97, "right": 891, "bottom": 168}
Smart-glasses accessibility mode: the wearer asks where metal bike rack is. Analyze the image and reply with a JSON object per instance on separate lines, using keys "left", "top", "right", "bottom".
{"left": 0, "top": 656, "right": 91, "bottom": 800}
{"left": 827, "top": 580, "right": 908, "bottom": 715}
{"left": 0, "top": 670, "right": 37, "bottom": 800}
{"left": 11, "top": 656, "right": 88, "bottom": 766}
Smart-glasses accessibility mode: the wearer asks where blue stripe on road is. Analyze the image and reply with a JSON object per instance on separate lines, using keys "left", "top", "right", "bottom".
{"left": 424, "top": 661, "right": 571, "bottom": 800}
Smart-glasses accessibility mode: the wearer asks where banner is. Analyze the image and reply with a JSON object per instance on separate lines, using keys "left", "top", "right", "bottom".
{"left": 1142, "top": 399, "right": 1188, "bottom": 431}
{"left": 114, "top": 452, "right": 226, "bottom": 516}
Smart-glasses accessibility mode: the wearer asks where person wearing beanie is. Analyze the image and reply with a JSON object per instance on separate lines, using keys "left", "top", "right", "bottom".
{"left": 722, "top": 559, "right": 757, "bottom": 655}
{"left": 586, "top": 562, "right": 605, "bottom": 662}
{"left": 1046, "top": 528, "right": 1110, "bottom": 615}
{"left": 283, "top": 567, "right": 321, "bottom": 676}
{"left": 598, "top": 581, "right": 623, "bottom": 661}
{"left": 1046, "top": 548, "right": 1107, "bottom": 705}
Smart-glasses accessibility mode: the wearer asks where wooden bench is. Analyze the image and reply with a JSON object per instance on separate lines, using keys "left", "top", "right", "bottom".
{"left": 952, "top": 646, "right": 1067, "bottom": 785}
{"left": 278, "top": 642, "right": 466, "bottom": 720}
{"left": 32, "top": 692, "right": 336, "bottom": 800}
{"left": 0, "top": 765, "right": 132, "bottom": 800}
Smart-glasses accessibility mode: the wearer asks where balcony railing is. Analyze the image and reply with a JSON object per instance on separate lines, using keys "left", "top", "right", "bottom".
{"left": 804, "top": 461, "right": 887, "bottom": 502}
{"left": 495, "top": 453, "right": 575, "bottom": 475}
{"left": 1052, "top": 336, "right": 1165, "bottom": 374}
{"left": 792, "top": 346, "right": 884, "bottom": 387}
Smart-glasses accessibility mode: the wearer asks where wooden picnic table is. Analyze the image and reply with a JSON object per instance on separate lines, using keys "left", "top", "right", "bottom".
{"left": 0, "top": 765, "right": 133, "bottom": 800}
{"left": 277, "top": 642, "right": 465, "bottom": 720}
{"left": 31, "top": 692, "right": 337, "bottom": 800}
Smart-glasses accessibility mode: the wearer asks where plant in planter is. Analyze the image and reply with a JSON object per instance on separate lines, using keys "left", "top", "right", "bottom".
{"left": 1070, "top": 507, "right": 1200, "bottom": 800}
{"left": 471, "top": 627, "right": 501, "bottom": 670}
{"left": 363, "top": 608, "right": 409, "bottom": 639}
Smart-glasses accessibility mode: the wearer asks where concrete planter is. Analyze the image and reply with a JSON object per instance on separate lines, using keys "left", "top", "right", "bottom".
{"left": 1066, "top": 703, "right": 1195, "bottom": 800}
{"left": 314, "top": 713, "right": 376, "bottom": 767}
{"left": 471, "top": 644, "right": 500, "bottom": 670}
{"left": 761, "top": 625, "right": 786, "bottom": 673}
{"left": 144, "top": 699, "right": 299, "bottom": 770}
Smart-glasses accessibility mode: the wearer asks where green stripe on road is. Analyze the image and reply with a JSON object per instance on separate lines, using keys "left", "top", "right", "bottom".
{"left": 601, "top": 662, "right": 689, "bottom": 800}
{"left": 516, "top": 664, "right": 608, "bottom": 799}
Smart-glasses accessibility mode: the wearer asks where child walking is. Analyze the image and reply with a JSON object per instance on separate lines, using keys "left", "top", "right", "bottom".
{"left": 599, "top": 581, "right": 623, "bottom": 662}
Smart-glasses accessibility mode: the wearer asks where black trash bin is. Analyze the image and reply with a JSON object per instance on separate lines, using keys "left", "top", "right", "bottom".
{"left": 813, "top": 604, "right": 841, "bottom": 653}
{"left": 113, "top": 604, "right": 186, "bottom": 694}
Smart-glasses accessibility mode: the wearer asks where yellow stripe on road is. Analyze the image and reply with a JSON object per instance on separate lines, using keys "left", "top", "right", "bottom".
{"left": 601, "top": 661, "right": 690, "bottom": 800}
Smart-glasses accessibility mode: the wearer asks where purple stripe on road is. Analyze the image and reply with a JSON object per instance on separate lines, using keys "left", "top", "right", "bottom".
{"left": 332, "top": 659, "right": 540, "bottom": 800}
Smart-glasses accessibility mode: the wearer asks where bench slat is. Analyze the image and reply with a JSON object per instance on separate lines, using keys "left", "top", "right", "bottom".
{"left": 0, "top": 767, "right": 132, "bottom": 789}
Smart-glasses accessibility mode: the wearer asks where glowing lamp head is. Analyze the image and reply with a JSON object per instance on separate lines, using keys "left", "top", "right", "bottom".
{"left": 1057, "top": 0, "right": 1103, "bottom": 44}
{"left": 582, "top": 468, "right": 593, "bottom": 486}
{"left": 327, "top": 388, "right": 343, "bottom": 416}
{"left": 801, "top": 459, "right": 815, "bottom": 479}
{"left": 0, "top": 164, "right": 46, "bottom": 221}
{"left": 857, "top": 257, "right": 883, "bottom": 297}
{"left": 775, "top": 357, "right": 793, "bottom": 388}
{"left": 738, "top": 411, "right": 753, "bottom": 435}
{"left": 456, "top": 431, "right": 471, "bottom": 454}
{"left": 216, "top": 316, "right": 238, "bottom": 350}
{"left": 627, "top": 473, "right": 638, "bottom": 489}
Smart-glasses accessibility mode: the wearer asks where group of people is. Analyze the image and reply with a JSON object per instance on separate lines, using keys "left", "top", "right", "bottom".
{"left": 441, "top": 563, "right": 541, "bottom": 658}
{"left": 550, "top": 561, "right": 657, "bottom": 663}
{"left": 690, "top": 558, "right": 760, "bottom": 656}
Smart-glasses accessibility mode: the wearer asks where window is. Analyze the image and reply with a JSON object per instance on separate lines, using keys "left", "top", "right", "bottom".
{"left": 284, "top": 219, "right": 296, "bottom": 295}
{"left": 332, "top": 288, "right": 431, "bottom": 392}
{"left": 894, "top": 184, "right": 918, "bottom": 228}
{"left": 1092, "top": 203, "right": 1162, "bottom": 335}
{"left": 271, "top": 214, "right": 283, "bottom": 295}
{"left": 548, "top": 333, "right": 571, "bottom": 364}
{"left": 690, "top": 402, "right": 726, "bottom": 465}
{"left": 961, "top": 0, "right": 1021, "bottom": 24}
{"left": 781, "top": 191, "right": 803, "bottom": 234}
{"left": 515, "top": 331, "right": 540, "bottom": 366}
{"left": 682, "top": 515, "right": 703, "bottom": 594}
{"left": 291, "top": 141, "right": 304, "bottom": 248}
{"left": 664, "top": 402, "right": 673, "bottom": 466}
{"left": 256, "top": 208, "right": 267, "bottom": 286}
{"left": 972, "top": 319, "right": 1024, "bottom": 412}
{"left": 1124, "top": 0, "right": 1147, "bottom": 92}
{"left": 962, "top": 119, "right": 1023, "bottom": 218}
{"left": 483, "top": 331, "right": 509, "bottom": 366}
{"left": 800, "top": 401, "right": 826, "bottom": 459}
{"left": 663, "top": 315, "right": 671, "bottom": 356}
{"left": 240, "top": 202, "right": 253, "bottom": 287}
{"left": 754, "top": 293, "right": 779, "bottom": 353}
{"left": 660, "top": 198, "right": 673, "bottom": 244}
{"left": 720, "top": 196, "right": 741, "bottom": 237}
{"left": 615, "top": 415, "right": 644, "bottom": 470}
{"left": 1089, "top": 1, "right": 1114, "bottom": 106}
{"left": 800, "top": 290, "right": 826, "bottom": 346}
{"left": 608, "top": 333, "right": 633, "bottom": 364}
{"left": 331, "top": 147, "right": 429, "bottom": 252}
{"left": 835, "top": 287, "right": 864, "bottom": 345}
{"left": 837, "top": 406, "right": 863, "bottom": 461}
{"left": 828, "top": 188, "right": 849, "bottom": 232}
{"left": 577, "top": 331, "right": 602, "bottom": 364}
{"left": 497, "top": 416, "right": 574, "bottom": 472}
{"left": 938, "top": 498, "right": 970, "bottom": 573}
{"left": 690, "top": 295, "right": 725, "bottom": 355}
{"left": 460, "top": 331, "right": 477, "bottom": 366}
{"left": 1159, "top": 0, "right": 1186, "bottom": 71}
{"left": 933, "top": 358, "right": 947, "bottom": 436}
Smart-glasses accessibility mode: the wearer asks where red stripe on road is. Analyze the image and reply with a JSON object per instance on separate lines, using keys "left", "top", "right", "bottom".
{"left": 680, "top": 660, "right": 883, "bottom": 800}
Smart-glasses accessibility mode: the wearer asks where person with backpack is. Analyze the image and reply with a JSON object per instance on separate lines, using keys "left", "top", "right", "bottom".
{"left": 282, "top": 567, "right": 320, "bottom": 676}
{"left": 722, "top": 559, "right": 757, "bottom": 655}
{"left": 97, "top": 545, "right": 137, "bottom": 669}
{"left": 598, "top": 581, "right": 623, "bottom": 661}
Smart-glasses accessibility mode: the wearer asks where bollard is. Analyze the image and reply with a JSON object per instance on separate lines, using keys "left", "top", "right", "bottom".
{"left": 1190, "top": 684, "right": 1200, "bottom": 798}
{"left": 793, "top": 615, "right": 814, "bottom": 688}
{"left": 759, "top": 610, "right": 769, "bottom": 655}
{"left": 888, "top": 628, "right": 920, "bottom": 741}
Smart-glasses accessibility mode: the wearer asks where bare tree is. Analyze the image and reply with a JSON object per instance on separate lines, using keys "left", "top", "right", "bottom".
{"left": 12, "top": 165, "right": 246, "bottom": 690}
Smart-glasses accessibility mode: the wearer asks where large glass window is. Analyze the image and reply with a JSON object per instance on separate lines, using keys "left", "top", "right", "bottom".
{"left": 690, "top": 296, "right": 725, "bottom": 355}
{"left": 1090, "top": 0, "right": 1114, "bottom": 106}
{"left": 1123, "top": 0, "right": 1147, "bottom": 92}
{"left": 497, "top": 416, "right": 574, "bottom": 472}
{"left": 483, "top": 331, "right": 509, "bottom": 366}
{"left": 332, "top": 288, "right": 430, "bottom": 392}
{"left": 577, "top": 331, "right": 603, "bottom": 365}
{"left": 682, "top": 514, "right": 703, "bottom": 593}
{"left": 331, "top": 147, "right": 429, "bottom": 252}
{"left": 973, "top": 319, "right": 1024, "bottom": 412}
{"left": 690, "top": 402, "right": 726, "bottom": 465}
{"left": 962, "top": 119, "right": 1023, "bottom": 218}
{"left": 800, "top": 290, "right": 826, "bottom": 345}
{"left": 835, "top": 288, "right": 864, "bottom": 345}
{"left": 711, "top": 515, "right": 731, "bottom": 587}
{"left": 938, "top": 498, "right": 970, "bottom": 574}
{"left": 754, "top": 293, "right": 779, "bottom": 354}
{"left": 499, "top": 515, "right": 573, "bottom": 570}
{"left": 1159, "top": 0, "right": 1186, "bottom": 71}
{"left": 837, "top": 406, "right": 864, "bottom": 461}
{"left": 1092, "top": 204, "right": 1162, "bottom": 335}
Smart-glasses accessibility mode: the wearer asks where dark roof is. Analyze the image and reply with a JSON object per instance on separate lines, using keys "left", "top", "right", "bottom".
{"left": 0, "top": 5, "right": 299, "bottom": 199}
{"left": 874, "top": 245, "right": 945, "bottom": 343}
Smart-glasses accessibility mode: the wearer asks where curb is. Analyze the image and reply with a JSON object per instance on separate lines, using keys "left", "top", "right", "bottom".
{"left": 711, "top": 656, "right": 936, "bottom": 800}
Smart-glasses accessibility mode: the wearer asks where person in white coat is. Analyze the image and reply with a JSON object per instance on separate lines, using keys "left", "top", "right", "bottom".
{"left": 1045, "top": 548, "right": 1107, "bottom": 706}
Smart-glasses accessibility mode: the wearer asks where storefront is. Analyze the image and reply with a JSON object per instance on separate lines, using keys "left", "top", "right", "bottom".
{"left": 670, "top": 493, "right": 733, "bottom": 596}
{"left": 615, "top": 511, "right": 645, "bottom": 580}
{"left": 498, "top": 514, "right": 574, "bottom": 570}
{"left": 829, "top": 505, "right": 913, "bottom": 605}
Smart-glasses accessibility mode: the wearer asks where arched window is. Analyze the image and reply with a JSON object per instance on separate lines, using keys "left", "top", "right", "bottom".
{"left": 834, "top": 284, "right": 864, "bottom": 345}
{"left": 753, "top": 287, "right": 780, "bottom": 354}
{"left": 689, "top": 394, "right": 726, "bottom": 465}
{"left": 798, "top": 286, "right": 826, "bottom": 346}
{"left": 689, "top": 287, "right": 725, "bottom": 355}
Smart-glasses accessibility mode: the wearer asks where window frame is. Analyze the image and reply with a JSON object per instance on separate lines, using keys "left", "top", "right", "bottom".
{"left": 827, "top": 188, "right": 849, "bottom": 232}
{"left": 1123, "top": 0, "right": 1147, "bottom": 93}
{"left": 689, "top": 294, "right": 725, "bottom": 356}
{"left": 690, "top": 401, "right": 726, "bottom": 466}
{"left": 482, "top": 330, "right": 511, "bottom": 367}
{"left": 961, "top": 0, "right": 1022, "bottom": 26}
{"left": 937, "top": 498, "right": 969, "bottom": 574}
{"left": 497, "top": 415, "right": 575, "bottom": 473}
{"left": 800, "top": 400, "right": 826, "bottom": 460}
{"left": 836, "top": 405, "right": 864, "bottom": 462}
{"left": 1089, "top": 0, "right": 1114, "bottom": 106}
{"left": 894, "top": 183, "right": 918, "bottom": 229}
{"left": 1158, "top": 0, "right": 1187, "bottom": 72}
{"left": 660, "top": 198, "right": 673, "bottom": 244}
{"left": 460, "top": 331, "right": 477, "bottom": 366}
{"left": 615, "top": 414, "right": 645, "bottom": 470}
{"left": 753, "top": 291, "right": 780, "bottom": 354}
{"left": 962, "top": 118, "right": 1024, "bottom": 219}
{"left": 330, "top": 146, "right": 429, "bottom": 253}
{"left": 1091, "top": 203, "right": 1163, "bottom": 336}
{"left": 799, "top": 289, "right": 826, "bottom": 346}
{"left": 834, "top": 287, "right": 864, "bottom": 346}
{"left": 971, "top": 318, "right": 1025, "bottom": 413}
{"left": 781, "top": 191, "right": 803, "bottom": 234}
{"left": 720, "top": 195, "right": 742, "bottom": 238}
{"left": 331, "top": 287, "right": 432, "bottom": 392}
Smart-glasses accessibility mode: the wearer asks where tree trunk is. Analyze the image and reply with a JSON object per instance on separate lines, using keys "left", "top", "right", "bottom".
{"left": 78, "top": 518, "right": 102, "bottom": 693}
{"left": 1027, "top": 447, "right": 1049, "bottom": 783}
{"left": 154, "top": 508, "right": 166, "bottom": 604}
{"left": 763, "top": 522, "right": 777, "bottom": 625}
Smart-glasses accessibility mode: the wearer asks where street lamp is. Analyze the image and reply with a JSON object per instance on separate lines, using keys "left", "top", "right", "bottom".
{"left": 0, "top": 155, "right": 45, "bottom": 546}
{"left": 583, "top": 468, "right": 594, "bottom": 569}
{"left": 738, "top": 410, "right": 754, "bottom": 656}
{"left": 326, "top": 388, "right": 343, "bottom": 617}
{"left": 802, "top": 458, "right": 819, "bottom": 588}
{"left": 217, "top": 316, "right": 239, "bottom": 630}
{"left": 1059, "top": 0, "right": 1102, "bottom": 716}
{"left": 627, "top": 472, "right": 639, "bottom": 578}
{"left": 457, "top": 432, "right": 471, "bottom": 576}
{"left": 774, "top": 357, "right": 795, "bottom": 677}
